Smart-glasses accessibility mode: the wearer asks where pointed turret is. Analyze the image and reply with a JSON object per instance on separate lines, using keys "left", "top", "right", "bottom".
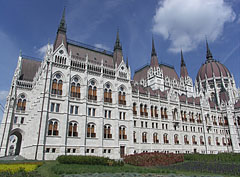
{"left": 126, "top": 57, "right": 129, "bottom": 69}
{"left": 180, "top": 50, "right": 189, "bottom": 78}
{"left": 113, "top": 29, "right": 123, "bottom": 67}
{"left": 206, "top": 40, "right": 213, "bottom": 60}
{"left": 150, "top": 37, "right": 159, "bottom": 68}
{"left": 114, "top": 29, "right": 122, "bottom": 51}
{"left": 53, "top": 8, "right": 67, "bottom": 51}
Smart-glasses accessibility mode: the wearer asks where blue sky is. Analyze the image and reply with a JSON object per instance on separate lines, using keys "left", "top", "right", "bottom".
{"left": 0, "top": 0, "right": 240, "bottom": 119}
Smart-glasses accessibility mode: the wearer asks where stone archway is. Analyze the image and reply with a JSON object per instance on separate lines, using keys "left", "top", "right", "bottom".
{"left": 8, "top": 129, "right": 22, "bottom": 156}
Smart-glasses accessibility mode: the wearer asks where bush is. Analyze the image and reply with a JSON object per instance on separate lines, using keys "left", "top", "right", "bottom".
{"left": 124, "top": 152, "right": 184, "bottom": 166}
{"left": 184, "top": 153, "right": 240, "bottom": 163}
{"left": 57, "top": 155, "right": 124, "bottom": 166}
{"left": 0, "top": 168, "right": 43, "bottom": 177}
{"left": 0, "top": 162, "right": 43, "bottom": 173}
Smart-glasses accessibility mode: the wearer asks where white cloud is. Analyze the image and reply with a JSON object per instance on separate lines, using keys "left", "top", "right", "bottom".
{"left": 0, "top": 91, "right": 8, "bottom": 102}
{"left": 94, "top": 43, "right": 111, "bottom": 51}
{"left": 153, "top": 0, "right": 236, "bottom": 52}
{"left": 37, "top": 44, "right": 53, "bottom": 57}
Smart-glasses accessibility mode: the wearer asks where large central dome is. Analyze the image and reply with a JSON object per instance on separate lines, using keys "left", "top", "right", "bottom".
{"left": 196, "top": 42, "right": 231, "bottom": 82}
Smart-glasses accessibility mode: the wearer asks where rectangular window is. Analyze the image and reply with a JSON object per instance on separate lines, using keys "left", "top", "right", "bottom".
{"left": 51, "top": 103, "right": 55, "bottom": 112}
{"left": 156, "top": 123, "right": 158, "bottom": 129}
{"left": 21, "top": 117, "right": 24, "bottom": 124}
{"left": 92, "top": 108, "right": 96, "bottom": 116}
{"left": 119, "top": 112, "right": 122, "bottom": 120}
{"left": 105, "top": 110, "right": 107, "bottom": 118}
{"left": 162, "top": 124, "right": 164, "bottom": 129}
{"left": 52, "top": 148, "right": 56, "bottom": 153}
{"left": 73, "top": 149, "right": 76, "bottom": 153}
{"left": 134, "top": 120, "right": 136, "bottom": 127}
{"left": 123, "top": 112, "right": 126, "bottom": 120}
{"left": 108, "top": 111, "right": 111, "bottom": 118}
{"left": 88, "top": 108, "right": 91, "bottom": 116}
{"left": 141, "top": 121, "right": 143, "bottom": 128}
{"left": 166, "top": 124, "right": 168, "bottom": 130}
{"left": 152, "top": 122, "right": 154, "bottom": 128}
{"left": 91, "top": 149, "right": 94, "bottom": 153}
{"left": 67, "top": 148, "right": 71, "bottom": 153}
{"left": 46, "top": 148, "right": 50, "bottom": 153}
{"left": 75, "top": 106, "right": 79, "bottom": 115}
{"left": 56, "top": 104, "right": 60, "bottom": 112}
{"left": 86, "top": 149, "right": 90, "bottom": 153}
{"left": 14, "top": 117, "right": 18, "bottom": 124}
{"left": 145, "top": 122, "right": 148, "bottom": 128}
{"left": 70, "top": 105, "right": 74, "bottom": 114}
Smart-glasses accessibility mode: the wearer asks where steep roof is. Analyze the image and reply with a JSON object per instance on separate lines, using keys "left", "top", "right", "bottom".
{"left": 160, "top": 64, "right": 179, "bottom": 81}
{"left": 19, "top": 57, "right": 41, "bottom": 81}
{"left": 67, "top": 39, "right": 114, "bottom": 68}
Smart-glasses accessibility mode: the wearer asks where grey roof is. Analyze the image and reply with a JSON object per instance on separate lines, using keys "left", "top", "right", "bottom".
{"left": 19, "top": 57, "right": 41, "bottom": 81}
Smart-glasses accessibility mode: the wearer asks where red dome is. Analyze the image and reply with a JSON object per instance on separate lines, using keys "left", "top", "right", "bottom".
{"left": 197, "top": 60, "right": 231, "bottom": 82}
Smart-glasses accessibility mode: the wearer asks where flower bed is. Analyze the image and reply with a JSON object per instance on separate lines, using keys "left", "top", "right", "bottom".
{"left": 0, "top": 162, "right": 43, "bottom": 173}
{"left": 124, "top": 152, "right": 184, "bottom": 166}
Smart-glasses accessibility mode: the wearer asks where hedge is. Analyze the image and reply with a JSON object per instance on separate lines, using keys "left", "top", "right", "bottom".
{"left": 57, "top": 155, "right": 124, "bottom": 166}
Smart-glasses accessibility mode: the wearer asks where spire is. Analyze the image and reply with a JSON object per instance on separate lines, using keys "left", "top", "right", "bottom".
{"left": 180, "top": 50, "right": 188, "bottom": 78}
{"left": 151, "top": 36, "right": 157, "bottom": 57}
{"left": 206, "top": 40, "right": 213, "bottom": 60}
{"left": 126, "top": 57, "right": 129, "bottom": 68}
{"left": 150, "top": 37, "right": 159, "bottom": 68}
{"left": 114, "top": 28, "right": 122, "bottom": 51}
{"left": 181, "top": 50, "right": 185, "bottom": 67}
{"left": 53, "top": 7, "right": 67, "bottom": 51}
{"left": 58, "top": 7, "right": 66, "bottom": 32}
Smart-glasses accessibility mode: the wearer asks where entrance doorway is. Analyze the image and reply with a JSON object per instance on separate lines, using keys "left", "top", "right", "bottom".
{"left": 8, "top": 130, "right": 22, "bottom": 156}
{"left": 120, "top": 146, "right": 125, "bottom": 158}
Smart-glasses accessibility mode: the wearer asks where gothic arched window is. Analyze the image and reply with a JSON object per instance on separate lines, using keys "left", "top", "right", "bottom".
{"left": 68, "top": 122, "right": 78, "bottom": 137}
{"left": 87, "top": 123, "right": 96, "bottom": 138}
{"left": 51, "top": 73, "right": 63, "bottom": 95}
{"left": 104, "top": 124, "right": 112, "bottom": 139}
{"left": 118, "top": 86, "right": 126, "bottom": 105}
{"left": 48, "top": 119, "right": 59, "bottom": 136}
{"left": 88, "top": 80, "right": 97, "bottom": 101}
{"left": 119, "top": 126, "right": 127, "bottom": 140}
{"left": 71, "top": 76, "right": 81, "bottom": 98}
{"left": 17, "top": 94, "right": 26, "bottom": 111}
{"left": 104, "top": 83, "right": 112, "bottom": 103}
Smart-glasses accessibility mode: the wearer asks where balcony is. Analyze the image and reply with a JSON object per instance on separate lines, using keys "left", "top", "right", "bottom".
{"left": 175, "top": 140, "right": 179, "bottom": 144}
{"left": 104, "top": 134, "right": 112, "bottom": 139}
{"left": 216, "top": 142, "right": 220, "bottom": 146}
{"left": 213, "top": 122, "right": 217, "bottom": 126}
{"left": 133, "top": 111, "right": 137, "bottom": 116}
{"left": 193, "top": 141, "right": 197, "bottom": 145}
{"left": 88, "top": 95, "right": 97, "bottom": 101}
{"left": 197, "top": 119, "right": 202, "bottom": 124}
{"left": 104, "top": 98, "right": 112, "bottom": 103}
{"left": 200, "top": 142, "right": 204, "bottom": 145}
{"left": 140, "top": 112, "right": 144, "bottom": 116}
{"left": 87, "top": 132, "right": 96, "bottom": 138}
{"left": 164, "top": 140, "right": 169, "bottom": 144}
{"left": 145, "top": 112, "right": 148, "bottom": 117}
{"left": 119, "top": 100, "right": 126, "bottom": 105}
{"left": 155, "top": 114, "right": 158, "bottom": 118}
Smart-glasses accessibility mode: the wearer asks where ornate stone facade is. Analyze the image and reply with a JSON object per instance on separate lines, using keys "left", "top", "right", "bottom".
{"left": 0, "top": 10, "right": 240, "bottom": 160}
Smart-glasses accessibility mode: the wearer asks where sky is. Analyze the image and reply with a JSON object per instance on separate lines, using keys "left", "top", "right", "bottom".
{"left": 0, "top": 0, "right": 240, "bottom": 119}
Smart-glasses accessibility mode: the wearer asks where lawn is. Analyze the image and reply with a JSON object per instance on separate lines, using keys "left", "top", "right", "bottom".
{"left": 1, "top": 153, "right": 240, "bottom": 176}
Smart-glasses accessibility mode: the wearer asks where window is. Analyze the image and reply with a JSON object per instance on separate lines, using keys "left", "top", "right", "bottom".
{"left": 163, "top": 134, "right": 168, "bottom": 144}
{"left": 155, "top": 106, "right": 158, "bottom": 118}
{"left": 142, "top": 132, "right": 147, "bottom": 143}
{"left": 174, "top": 134, "right": 179, "bottom": 144}
{"left": 104, "top": 110, "right": 112, "bottom": 119}
{"left": 46, "top": 148, "right": 50, "bottom": 153}
{"left": 140, "top": 104, "right": 143, "bottom": 116}
{"left": 192, "top": 135, "right": 197, "bottom": 145}
{"left": 88, "top": 80, "right": 97, "bottom": 101}
{"left": 51, "top": 103, "right": 55, "bottom": 112}
{"left": 92, "top": 108, "right": 96, "bottom": 116}
{"left": 104, "top": 83, "right": 112, "bottom": 103}
{"left": 56, "top": 104, "right": 60, "bottom": 112}
{"left": 71, "top": 77, "right": 81, "bottom": 98}
{"left": 88, "top": 108, "right": 91, "bottom": 116}
{"left": 144, "top": 105, "right": 148, "bottom": 117}
{"left": 184, "top": 135, "right": 189, "bottom": 145}
{"left": 68, "top": 122, "right": 78, "bottom": 137}
{"left": 200, "top": 136, "right": 204, "bottom": 145}
{"left": 119, "top": 126, "right": 127, "bottom": 140}
{"left": 51, "top": 73, "right": 63, "bottom": 95}
{"left": 151, "top": 106, "right": 154, "bottom": 117}
{"left": 118, "top": 86, "right": 126, "bottom": 105}
{"left": 104, "top": 125, "right": 112, "bottom": 139}
{"left": 133, "top": 131, "right": 137, "bottom": 143}
{"left": 48, "top": 120, "right": 59, "bottom": 136}
{"left": 208, "top": 136, "right": 211, "bottom": 145}
{"left": 133, "top": 103, "right": 137, "bottom": 115}
{"left": 70, "top": 105, "right": 74, "bottom": 114}
{"left": 153, "top": 133, "right": 159, "bottom": 143}
{"left": 20, "top": 117, "right": 24, "bottom": 124}
{"left": 17, "top": 94, "right": 26, "bottom": 111}
{"left": 14, "top": 117, "right": 18, "bottom": 124}
{"left": 75, "top": 106, "right": 78, "bottom": 115}
{"left": 87, "top": 123, "right": 96, "bottom": 138}
{"left": 52, "top": 148, "right": 56, "bottom": 153}
{"left": 134, "top": 120, "right": 136, "bottom": 127}
{"left": 108, "top": 111, "right": 111, "bottom": 118}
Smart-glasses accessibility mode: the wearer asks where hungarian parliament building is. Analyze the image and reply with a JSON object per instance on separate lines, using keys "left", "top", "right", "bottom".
{"left": 0, "top": 10, "right": 240, "bottom": 160}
